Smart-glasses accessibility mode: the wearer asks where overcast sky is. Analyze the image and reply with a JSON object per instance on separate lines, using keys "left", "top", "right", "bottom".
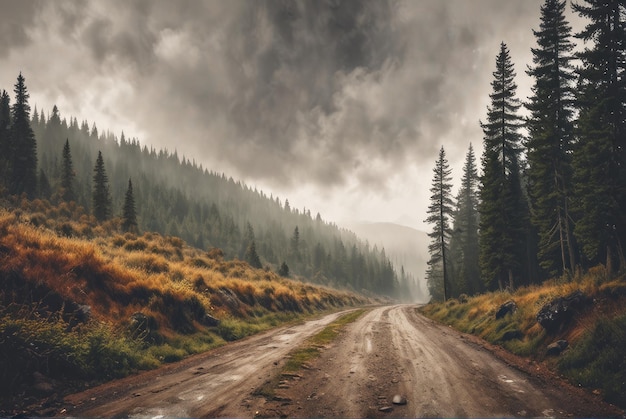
{"left": 0, "top": 0, "right": 586, "bottom": 231}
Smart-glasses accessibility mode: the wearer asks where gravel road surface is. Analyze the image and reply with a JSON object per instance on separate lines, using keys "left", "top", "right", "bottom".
{"left": 62, "top": 305, "right": 622, "bottom": 418}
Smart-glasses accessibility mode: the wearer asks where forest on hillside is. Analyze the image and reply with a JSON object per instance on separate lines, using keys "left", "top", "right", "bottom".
{"left": 0, "top": 77, "right": 415, "bottom": 299}
{"left": 425, "top": 0, "right": 626, "bottom": 301}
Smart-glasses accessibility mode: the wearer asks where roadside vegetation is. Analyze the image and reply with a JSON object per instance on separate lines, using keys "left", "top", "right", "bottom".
{"left": 0, "top": 199, "right": 371, "bottom": 412}
{"left": 255, "top": 309, "right": 366, "bottom": 399}
{"left": 419, "top": 269, "right": 626, "bottom": 408}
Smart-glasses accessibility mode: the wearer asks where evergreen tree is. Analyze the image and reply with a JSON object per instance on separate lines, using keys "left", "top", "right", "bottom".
{"left": 242, "top": 222, "right": 262, "bottom": 268}
{"left": 122, "top": 178, "right": 138, "bottom": 233}
{"left": 479, "top": 43, "right": 528, "bottom": 291}
{"left": 0, "top": 90, "right": 10, "bottom": 188}
{"left": 92, "top": 150, "right": 111, "bottom": 221}
{"left": 38, "top": 168, "right": 51, "bottom": 199}
{"left": 61, "top": 139, "right": 76, "bottom": 202}
{"left": 290, "top": 226, "right": 301, "bottom": 263}
{"left": 450, "top": 144, "right": 482, "bottom": 295}
{"left": 571, "top": 0, "right": 626, "bottom": 273}
{"left": 9, "top": 73, "right": 38, "bottom": 197}
{"left": 526, "top": 0, "right": 577, "bottom": 277}
{"left": 425, "top": 146, "right": 454, "bottom": 301}
{"left": 278, "top": 261, "right": 290, "bottom": 277}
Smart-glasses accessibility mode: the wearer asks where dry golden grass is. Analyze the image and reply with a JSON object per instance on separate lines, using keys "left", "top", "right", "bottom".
{"left": 0, "top": 202, "right": 369, "bottom": 336}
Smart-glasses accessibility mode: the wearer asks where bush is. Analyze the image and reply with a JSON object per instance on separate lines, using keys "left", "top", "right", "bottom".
{"left": 558, "top": 314, "right": 626, "bottom": 408}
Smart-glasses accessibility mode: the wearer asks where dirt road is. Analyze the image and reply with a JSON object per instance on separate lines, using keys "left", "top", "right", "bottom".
{"left": 63, "top": 305, "right": 621, "bottom": 418}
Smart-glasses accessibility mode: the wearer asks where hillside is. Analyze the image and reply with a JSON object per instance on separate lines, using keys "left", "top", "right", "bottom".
{"left": 2, "top": 89, "right": 405, "bottom": 298}
{"left": 419, "top": 270, "right": 626, "bottom": 408}
{"left": 0, "top": 199, "right": 372, "bottom": 414}
{"left": 346, "top": 222, "right": 430, "bottom": 302}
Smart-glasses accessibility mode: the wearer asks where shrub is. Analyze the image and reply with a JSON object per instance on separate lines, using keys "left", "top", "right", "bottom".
{"left": 558, "top": 314, "right": 626, "bottom": 408}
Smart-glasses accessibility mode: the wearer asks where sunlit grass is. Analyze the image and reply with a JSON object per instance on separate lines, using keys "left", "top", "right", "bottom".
{"left": 0, "top": 201, "right": 371, "bottom": 406}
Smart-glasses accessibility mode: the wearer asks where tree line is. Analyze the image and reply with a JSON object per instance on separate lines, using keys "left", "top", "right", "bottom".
{"left": 0, "top": 77, "right": 404, "bottom": 299}
{"left": 426, "top": 0, "right": 625, "bottom": 301}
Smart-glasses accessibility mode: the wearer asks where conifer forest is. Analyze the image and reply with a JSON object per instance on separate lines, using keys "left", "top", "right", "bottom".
{"left": 425, "top": 0, "right": 626, "bottom": 301}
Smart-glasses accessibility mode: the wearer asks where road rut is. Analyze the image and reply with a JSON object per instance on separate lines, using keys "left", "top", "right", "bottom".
{"left": 63, "top": 305, "right": 622, "bottom": 418}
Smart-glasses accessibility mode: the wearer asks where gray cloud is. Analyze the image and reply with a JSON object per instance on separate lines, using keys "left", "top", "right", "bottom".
{"left": 2, "top": 0, "right": 575, "bottom": 227}
{"left": 0, "top": 0, "right": 39, "bottom": 58}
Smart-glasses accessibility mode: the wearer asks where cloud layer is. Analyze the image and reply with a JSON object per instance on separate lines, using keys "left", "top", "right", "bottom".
{"left": 1, "top": 0, "right": 583, "bottom": 227}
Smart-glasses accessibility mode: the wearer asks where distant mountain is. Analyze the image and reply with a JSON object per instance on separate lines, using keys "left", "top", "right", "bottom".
{"left": 346, "top": 222, "right": 430, "bottom": 302}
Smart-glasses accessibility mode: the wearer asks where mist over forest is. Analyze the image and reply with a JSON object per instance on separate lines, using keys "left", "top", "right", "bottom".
{"left": 0, "top": 91, "right": 420, "bottom": 300}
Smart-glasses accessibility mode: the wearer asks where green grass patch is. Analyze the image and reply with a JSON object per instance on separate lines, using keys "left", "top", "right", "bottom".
{"left": 255, "top": 309, "right": 366, "bottom": 398}
{"left": 558, "top": 314, "right": 626, "bottom": 407}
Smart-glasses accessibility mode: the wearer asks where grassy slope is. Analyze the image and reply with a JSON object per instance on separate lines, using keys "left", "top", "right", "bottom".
{"left": 0, "top": 198, "right": 371, "bottom": 412}
{"left": 419, "top": 269, "right": 626, "bottom": 408}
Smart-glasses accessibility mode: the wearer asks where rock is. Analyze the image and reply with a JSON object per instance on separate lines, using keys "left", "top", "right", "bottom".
{"left": 537, "top": 290, "right": 590, "bottom": 333}
{"left": 392, "top": 395, "right": 407, "bottom": 405}
{"left": 129, "top": 312, "right": 160, "bottom": 342}
{"left": 496, "top": 301, "right": 517, "bottom": 319}
{"left": 201, "top": 313, "right": 220, "bottom": 327}
{"left": 379, "top": 406, "right": 393, "bottom": 413}
{"left": 501, "top": 330, "right": 523, "bottom": 341}
{"left": 546, "top": 340, "right": 569, "bottom": 356}
{"left": 32, "top": 372, "right": 55, "bottom": 396}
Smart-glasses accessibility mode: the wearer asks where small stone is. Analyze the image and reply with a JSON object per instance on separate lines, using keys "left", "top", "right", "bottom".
{"left": 392, "top": 395, "right": 407, "bottom": 405}
{"left": 379, "top": 406, "right": 393, "bottom": 413}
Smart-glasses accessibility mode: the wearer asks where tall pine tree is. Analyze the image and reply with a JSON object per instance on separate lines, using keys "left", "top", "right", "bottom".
{"left": 479, "top": 43, "right": 528, "bottom": 291}
{"left": 61, "top": 139, "right": 76, "bottom": 202}
{"left": 572, "top": 0, "right": 626, "bottom": 273}
{"left": 92, "top": 151, "right": 111, "bottom": 221}
{"left": 526, "top": 0, "right": 577, "bottom": 277}
{"left": 0, "top": 90, "right": 10, "bottom": 189}
{"left": 425, "top": 146, "right": 454, "bottom": 302}
{"left": 122, "top": 178, "right": 138, "bottom": 233}
{"left": 450, "top": 144, "right": 482, "bottom": 295}
{"left": 9, "top": 73, "right": 38, "bottom": 198}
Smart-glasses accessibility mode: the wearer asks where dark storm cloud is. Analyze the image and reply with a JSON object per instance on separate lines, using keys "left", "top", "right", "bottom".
{"left": 2, "top": 0, "right": 548, "bottom": 193}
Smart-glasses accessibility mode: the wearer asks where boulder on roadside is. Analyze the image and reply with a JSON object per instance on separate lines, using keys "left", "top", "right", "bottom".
{"left": 546, "top": 339, "right": 569, "bottom": 356}
{"left": 129, "top": 312, "right": 161, "bottom": 342}
{"left": 32, "top": 372, "right": 55, "bottom": 396}
{"left": 536, "top": 290, "right": 590, "bottom": 333}
{"left": 501, "top": 329, "right": 523, "bottom": 341}
{"left": 496, "top": 300, "right": 517, "bottom": 319}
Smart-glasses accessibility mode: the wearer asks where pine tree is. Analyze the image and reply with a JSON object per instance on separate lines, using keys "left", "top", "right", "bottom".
{"left": 92, "top": 150, "right": 111, "bottom": 221}
{"left": 9, "top": 73, "right": 38, "bottom": 198}
{"left": 242, "top": 222, "right": 262, "bottom": 268}
{"left": 571, "top": 0, "right": 626, "bottom": 273}
{"left": 290, "top": 226, "right": 301, "bottom": 263}
{"left": 122, "top": 178, "right": 138, "bottom": 233}
{"left": 450, "top": 144, "right": 482, "bottom": 295}
{"left": 425, "top": 146, "right": 454, "bottom": 301}
{"left": 61, "top": 139, "right": 76, "bottom": 202}
{"left": 526, "top": 0, "right": 577, "bottom": 277}
{"left": 0, "top": 90, "right": 10, "bottom": 188}
{"left": 479, "top": 43, "right": 528, "bottom": 291}
{"left": 38, "top": 168, "right": 51, "bottom": 199}
{"left": 278, "top": 261, "right": 290, "bottom": 277}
